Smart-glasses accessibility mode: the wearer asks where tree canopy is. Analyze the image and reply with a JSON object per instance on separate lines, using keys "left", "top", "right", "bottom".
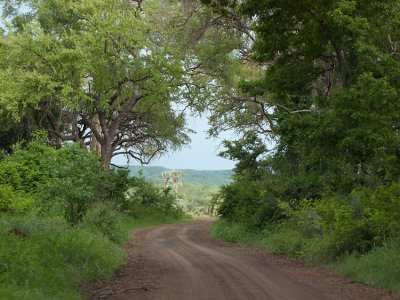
{"left": 204, "top": 0, "right": 400, "bottom": 193}
{"left": 0, "top": 0, "right": 237, "bottom": 167}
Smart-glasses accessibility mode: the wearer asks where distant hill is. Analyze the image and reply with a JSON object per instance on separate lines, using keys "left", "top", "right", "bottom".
{"left": 126, "top": 166, "right": 233, "bottom": 185}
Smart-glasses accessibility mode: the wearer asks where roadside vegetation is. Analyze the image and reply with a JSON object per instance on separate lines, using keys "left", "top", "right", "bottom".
{"left": 205, "top": 0, "right": 400, "bottom": 295}
{"left": 129, "top": 168, "right": 226, "bottom": 215}
{"left": 1, "top": 0, "right": 400, "bottom": 297}
{"left": 0, "top": 137, "right": 186, "bottom": 300}
{"left": 137, "top": 177, "right": 221, "bottom": 215}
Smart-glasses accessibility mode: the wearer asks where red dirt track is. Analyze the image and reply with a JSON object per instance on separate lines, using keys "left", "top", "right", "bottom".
{"left": 85, "top": 219, "right": 399, "bottom": 300}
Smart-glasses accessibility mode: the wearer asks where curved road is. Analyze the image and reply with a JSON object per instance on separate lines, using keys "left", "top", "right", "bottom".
{"left": 87, "top": 220, "right": 398, "bottom": 300}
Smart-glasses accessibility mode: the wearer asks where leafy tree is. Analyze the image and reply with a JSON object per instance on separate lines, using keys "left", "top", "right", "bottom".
{"left": 205, "top": 0, "right": 400, "bottom": 231}
{"left": 206, "top": 0, "right": 400, "bottom": 192}
{"left": 0, "top": 0, "right": 219, "bottom": 168}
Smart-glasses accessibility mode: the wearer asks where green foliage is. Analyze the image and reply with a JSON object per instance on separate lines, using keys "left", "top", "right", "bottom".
{"left": 215, "top": 181, "right": 400, "bottom": 265}
{"left": 122, "top": 175, "right": 183, "bottom": 218}
{"left": 219, "top": 133, "right": 267, "bottom": 179}
{"left": 0, "top": 215, "right": 124, "bottom": 300}
{"left": 215, "top": 178, "right": 282, "bottom": 229}
{"left": 211, "top": 220, "right": 400, "bottom": 292}
{"left": 335, "top": 241, "right": 400, "bottom": 293}
{"left": 41, "top": 144, "right": 106, "bottom": 224}
{"left": 354, "top": 184, "right": 400, "bottom": 244}
{"left": 0, "top": 138, "right": 56, "bottom": 194}
{"left": 0, "top": 185, "right": 35, "bottom": 213}
{"left": 120, "top": 203, "right": 189, "bottom": 230}
{"left": 0, "top": 138, "right": 136, "bottom": 225}
{"left": 261, "top": 227, "right": 306, "bottom": 257}
{"left": 81, "top": 205, "right": 125, "bottom": 243}
{"left": 177, "top": 182, "right": 220, "bottom": 215}
{"left": 210, "top": 219, "right": 262, "bottom": 245}
{"left": 0, "top": 140, "right": 188, "bottom": 299}
{"left": 0, "top": 0, "right": 230, "bottom": 167}
{"left": 214, "top": 134, "right": 285, "bottom": 228}
{"left": 206, "top": 0, "right": 400, "bottom": 232}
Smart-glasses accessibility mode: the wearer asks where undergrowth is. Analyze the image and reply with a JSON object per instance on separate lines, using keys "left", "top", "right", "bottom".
{"left": 0, "top": 215, "right": 124, "bottom": 300}
{"left": 333, "top": 240, "right": 400, "bottom": 293}
{"left": 0, "top": 139, "right": 188, "bottom": 299}
{"left": 211, "top": 220, "right": 400, "bottom": 294}
{"left": 0, "top": 207, "right": 188, "bottom": 300}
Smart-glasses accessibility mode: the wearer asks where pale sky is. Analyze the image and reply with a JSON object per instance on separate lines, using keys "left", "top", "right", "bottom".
{"left": 112, "top": 116, "right": 237, "bottom": 170}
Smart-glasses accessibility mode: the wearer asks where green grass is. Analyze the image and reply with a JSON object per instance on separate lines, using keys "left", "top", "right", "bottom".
{"left": 211, "top": 219, "right": 265, "bottom": 245}
{"left": 211, "top": 220, "right": 306, "bottom": 255}
{"left": 211, "top": 220, "right": 400, "bottom": 294}
{"left": 0, "top": 207, "right": 189, "bottom": 300}
{"left": 0, "top": 215, "right": 124, "bottom": 300}
{"left": 333, "top": 241, "right": 400, "bottom": 293}
{"left": 123, "top": 204, "right": 191, "bottom": 229}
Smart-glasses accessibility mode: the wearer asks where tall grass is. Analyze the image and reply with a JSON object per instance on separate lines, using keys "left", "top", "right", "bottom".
{"left": 334, "top": 240, "right": 400, "bottom": 293}
{"left": 211, "top": 219, "right": 262, "bottom": 245}
{"left": 211, "top": 220, "right": 400, "bottom": 294}
{"left": 0, "top": 215, "right": 124, "bottom": 300}
{"left": 0, "top": 207, "right": 189, "bottom": 300}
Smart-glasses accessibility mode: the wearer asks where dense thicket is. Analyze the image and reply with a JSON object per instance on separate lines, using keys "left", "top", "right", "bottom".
{"left": 207, "top": 0, "right": 400, "bottom": 262}
{"left": 0, "top": 137, "right": 184, "bottom": 298}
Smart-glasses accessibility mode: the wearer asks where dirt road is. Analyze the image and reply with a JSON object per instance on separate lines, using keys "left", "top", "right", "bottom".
{"left": 86, "top": 220, "right": 398, "bottom": 300}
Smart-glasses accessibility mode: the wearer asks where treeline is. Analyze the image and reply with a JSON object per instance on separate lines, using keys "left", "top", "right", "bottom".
{"left": 128, "top": 166, "right": 233, "bottom": 186}
{"left": 0, "top": 136, "right": 184, "bottom": 299}
{"left": 205, "top": 0, "right": 400, "bottom": 292}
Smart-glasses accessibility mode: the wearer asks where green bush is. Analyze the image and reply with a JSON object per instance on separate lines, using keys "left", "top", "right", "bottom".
{"left": 313, "top": 197, "right": 374, "bottom": 256}
{"left": 0, "top": 215, "right": 124, "bottom": 300}
{"left": 40, "top": 143, "right": 107, "bottom": 224}
{"left": 215, "top": 177, "right": 284, "bottom": 230}
{"left": 122, "top": 175, "right": 183, "bottom": 217}
{"left": 211, "top": 219, "right": 262, "bottom": 245}
{"left": 261, "top": 227, "right": 306, "bottom": 256}
{"left": 0, "top": 184, "right": 35, "bottom": 213}
{"left": 355, "top": 184, "right": 400, "bottom": 243}
{"left": 100, "top": 168, "right": 131, "bottom": 205}
{"left": 81, "top": 205, "right": 125, "bottom": 243}
{"left": 0, "top": 139, "right": 56, "bottom": 194}
{"left": 300, "top": 237, "right": 337, "bottom": 263}
{"left": 0, "top": 135, "right": 189, "bottom": 300}
{"left": 0, "top": 139, "right": 133, "bottom": 225}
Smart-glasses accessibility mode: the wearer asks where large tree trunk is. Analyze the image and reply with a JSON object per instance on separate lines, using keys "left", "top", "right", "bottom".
{"left": 101, "top": 143, "right": 113, "bottom": 170}
{"left": 90, "top": 117, "right": 102, "bottom": 158}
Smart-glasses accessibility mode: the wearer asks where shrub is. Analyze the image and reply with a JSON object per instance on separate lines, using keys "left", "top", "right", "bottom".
{"left": 122, "top": 175, "right": 183, "bottom": 217}
{"left": 262, "top": 226, "right": 306, "bottom": 256}
{"left": 81, "top": 205, "right": 125, "bottom": 243}
{"left": 0, "top": 139, "right": 56, "bottom": 194}
{"left": 100, "top": 168, "right": 131, "bottom": 205}
{"left": 40, "top": 143, "right": 107, "bottom": 224}
{"left": 216, "top": 178, "right": 283, "bottom": 229}
{"left": 0, "top": 184, "right": 35, "bottom": 213}
{"left": 355, "top": 183, "right": 400, "bottom": 243}
{"left": 334, "top": 240, "right": 400, "bottom": 292}
{"left": 0, "top": 215, "right": 124, "bottom": 299}
{"left": 314, "top": 197, "right": 374, "bottom": 256}
{"left": 301, "top": 237, "right": 338, "bottom": 263}
{"left": 211, "top": 219, "right": 261, "bottom": 245}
